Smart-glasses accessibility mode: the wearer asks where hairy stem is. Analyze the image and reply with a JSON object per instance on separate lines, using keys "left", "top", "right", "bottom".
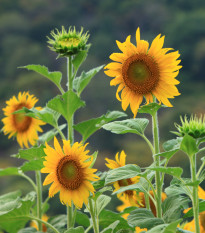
{"left": 190, "top": 155, "right": 200, "bottom": 233}
{"left": 152, "top": 110, "right": 162, "bottom": 218}
{"left": 66, "top": 56, "right": 74, "bottom": 229}
{"left": 88, "top": 199, "right": 99, "bottom": 233}
{"left": 35, "top": 171, "right": 42, "bottom": 231}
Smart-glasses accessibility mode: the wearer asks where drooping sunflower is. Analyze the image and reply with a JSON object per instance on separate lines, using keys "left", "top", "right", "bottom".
{"left": 104, "top": 27, "right": 181, "bottom": 117}
{"left": 105, "top": 150, "right": 141, "bottom": 204}
{"left": 41, "top": 137, "right": 99, "bottom": 208}
{"left": 2, "top": 92, "right": 45, "bottom": 148}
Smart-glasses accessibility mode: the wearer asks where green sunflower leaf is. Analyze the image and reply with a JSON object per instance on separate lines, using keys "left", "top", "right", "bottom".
{"left": 112, "top": 182, "right": 145, "bottom": 195}
{"left": 96, "top": 194, "right": 111, "bottom": 216}
{"left": 47, "top": 90, "right": 85, "bottom": 123}
{"left": 147, "top": 166, "right": 183, "bottom": 179}
{"left": 99, "top": 209, "right": 134, "bottom": 231}
{"left": 183, "top": 200, "right": 205, "bottom": 218}
{"left": 154, "top": 149, "right": 179, "bottom": 160}
{"left": 15, "top": 107, "right": 60, "bottom": 128}
{"left": 20, "top": 64, "right": 63, "bottom": 91}
{"left": 105, "top": 164, "right": 141, "bottom": 185}
{"left": 180, "top": 134, "right": 199, "bottom": 157}
{"left": 138, "top": 103, "right": 163, "bottom": 116}
{"left": 74, "top": 111, "right": 126, "bottom": 142}
{"left": 127, "top": 209, "right": 164, "bottom": 229}
{"left": 75, "top": 211, "right": 90, "bottom": 228}
{"left": 72, "top": 50, "right": 88, "bottom": 73}
{"left": 101, "top": 220, "right": 120, "bottom": 233}
{"left": 163, "top": 138, "right": 182, "bottom": 151}
{"left": 47, "top": 214, "right": 67, "bottom": 230}
{"left": 38, "top": 124, "right": 66, "bottom": 144}
{"left": 146, "top": 219, "right": 182, "bottom": 233}
{"left": 18, "top": 228, "right": 39, "bottom": 233}
{"left": 13, "top": 144, "right": 46, "bottom": 161}
{"left": 73, "top": 65, "right": 104, "bottom": 96}
{"left": 0, "top": 167, "right": 21, "bottom": 177}
{"left": 102, "top": 118, "right": 149, "bottom": 136}
{"left": 64, "top": 226, "right": 84, "bottom": 233}
{"left": 0, "top": 192, "right": 35, "bottom": 233}
{"left": 20, "top": 160, "right": 44, "bottom": 172}
{"left": 162, "top": 196, "right": 188, "bottom": 223}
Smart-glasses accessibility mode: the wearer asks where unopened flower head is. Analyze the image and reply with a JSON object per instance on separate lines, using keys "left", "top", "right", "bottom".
{"left": 47, "top": 26, "right": 90, "bottom": 57}
{"left": 174, "top": 115, "right": 205, "bottom": 139}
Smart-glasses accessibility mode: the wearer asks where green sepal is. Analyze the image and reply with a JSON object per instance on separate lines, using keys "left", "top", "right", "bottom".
{"left": 74, "top": 111, "right": 126, "bottom": 142}
{"left": 73, "top": 65, "right": 104, "bottom": 96}
{"left": 103, "top": 118, "right": 149, "bottom": 136}
{"left": 105, "top": 164, "right": 141, "bottom": 185}
{"left": 127, "top": 208, "right": 164, "bottom": 229}
{"left": 47, "top": 90, "right": 85, "bottom": 123}
{"left": 20, "top": 64, "right": 63, "bottom": 92}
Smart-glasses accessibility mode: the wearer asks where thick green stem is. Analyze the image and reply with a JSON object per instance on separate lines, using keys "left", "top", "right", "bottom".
{"left": 35, "top": 171, "right": 42, "bottom": 231}
{"left": 152, "top": 110, "right": 162, "bottom": 218}
{"left": 67, "top": 56, "right": 74, "bottom": 144}
{"left": 88, "top": 199, "right": 99, "bottom": 233}
{"left": 66, "top": 56, "right": 74, "bottom": 229}
{"left": 190, "top": 155, "right": 200, "bottom": 233}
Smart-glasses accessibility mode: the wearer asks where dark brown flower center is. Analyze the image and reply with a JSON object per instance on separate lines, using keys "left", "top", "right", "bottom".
{"left": 56, "top": 156, "right": 83, "bottom": 190}
{"left": 13, "top": 103, "right": 32, "bottom": 132}
{"left": 122, "top": 54, "right": 159, "bottom": 94}
{"left": 118, "top": 178, "right": 133, "bottom": 196}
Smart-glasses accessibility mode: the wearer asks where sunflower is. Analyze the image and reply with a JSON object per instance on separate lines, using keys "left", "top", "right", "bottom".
{"left": 30, "top": 215, "right": 48, "bottom": 232}
{"left": 41, "top": 137, "right": 99, "bottom": 208}
{"left": 104, "top": 27, "right": 181, "bottom": 117}
{"left": 117, "top": 191, "right": 167, "bottom": 217}
{"left": 2, "top": 92, "right": 45, "bottom": 148}
{"left": 105, "top": 150, "right": 141, "bottom": 204}
{"left": 47, "top": 26, "right": 89, "bottom": 57}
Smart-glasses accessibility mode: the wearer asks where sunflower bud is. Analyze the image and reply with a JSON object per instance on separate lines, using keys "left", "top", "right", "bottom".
{"left": 47, "top": 26, "right": 90, "bottom": 57}
{"left": 174, "top": 115, "right": 205, "bottom": 139}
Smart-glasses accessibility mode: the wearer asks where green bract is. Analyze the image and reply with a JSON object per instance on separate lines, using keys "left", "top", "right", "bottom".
{"left": 174, "top": 115, "right": 205, "bottom": 139}
{"left": 47, "top": 26, "right": 90, "bottom": 57}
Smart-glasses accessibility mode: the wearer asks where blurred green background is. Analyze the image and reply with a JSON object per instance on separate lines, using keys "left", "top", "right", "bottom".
{"left": 0, "top": 0, "right": 205, "bottom": 216}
